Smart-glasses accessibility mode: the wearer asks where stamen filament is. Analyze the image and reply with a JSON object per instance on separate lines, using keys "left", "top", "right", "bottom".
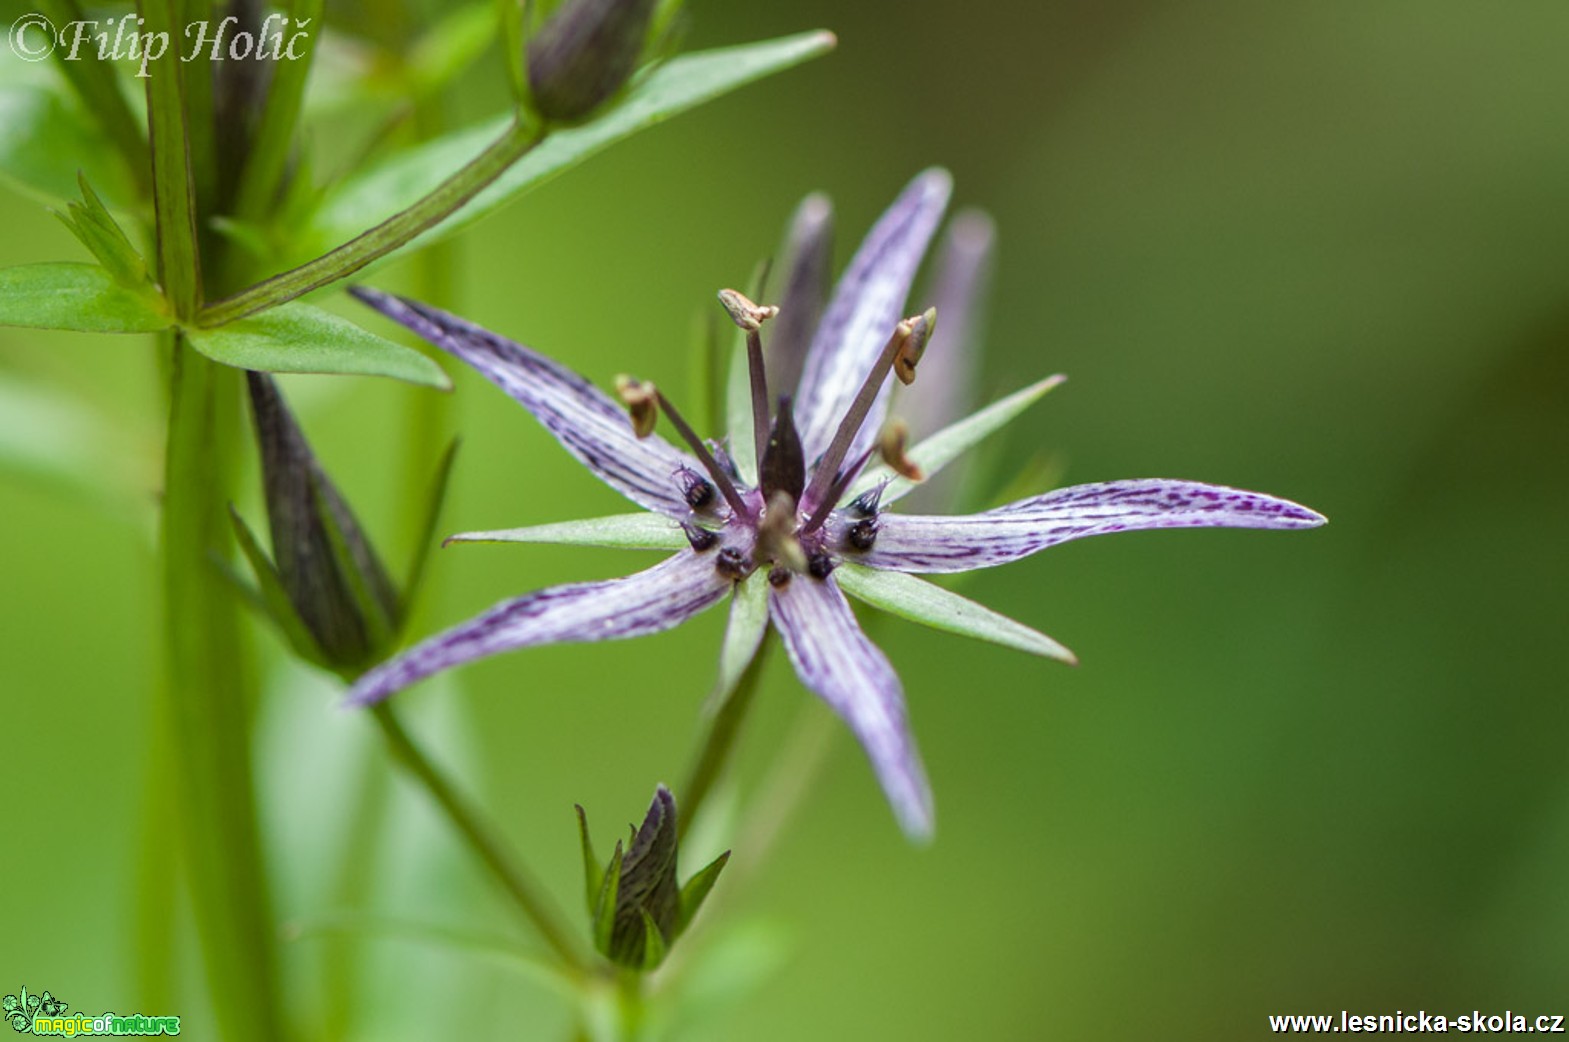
{"left": 800, "top": 312, "right": 929, "bottom": 511}
{"left": 800, "top": 445, "right": 875, "bottom": 535}
{"left": 747, "top": 328, "right": 771, "bottom": 468}
{"left": 655, "top": 390, "right": 755, "bottom": 521}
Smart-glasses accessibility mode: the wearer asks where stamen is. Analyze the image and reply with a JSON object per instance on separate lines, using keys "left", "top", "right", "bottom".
{"left": 616, "top": 378, "right": 753, "bottom": 521}
{"left": 877, "top": 418, "right": 925, "bottom": 481}
{"left": 798, "top": 308, "right": 936, "bottom": 512}
{"left": 715, "top": 545, "right": 753, "bottom": 580}
{"left": 718, "top": 288, "right": 778, "bottom": 470}
{"left": 677, "top": 467, "right": 716, "bottom": 511}
{"left": 681, "top": 521, "right": 718, "bottom": 551}
{"left": 799, "top": 444, "right": 876, "bottom": 536}
{"left": 807, "top": 551, "right": 836, "bottom": 579}
{"left": 893, "top": 307, "right": 937, "bottom": 386}
{"left": 614, "top": 375, "right": 659, "bottom": 437}
{"left": 844, "top": 516, "right": 878, "bottom": 552}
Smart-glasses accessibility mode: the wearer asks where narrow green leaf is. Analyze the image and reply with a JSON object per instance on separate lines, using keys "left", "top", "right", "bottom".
{"left": 676, "top": 850, "right": 730, "bottom": 937}
{"left": 834, "top": 562, "right": 1077, "bottom": 664}
{"left": 639, "top": 908, "right": 668, "bottom": 970}
{"left": 0, "top": 262, "right": 170, "bottom": 333}
{"left": 575, "top": 805, "right": 603, "bottom": 917}
{"left": 185, "top": 303, "right": 452, "bottom": 388}
{"left": 403, "top": 439, "right": 461, "bottom": 610}
{"left": 846, "top": 374, "right": 1066, "bottom": 505}
{"left": 444, "top": 513, "right": 688, "bottom": 550}
{"left": 228, "top": 506, "right": 332, "bottom": 671}
{"left": 55, "top": 174, "right": 149, "bottom": 286}
{"left": 305, "top": 32, "right": 836, "bottom": 264}
{"left": 704, "top": 573, "right": 768, "bottom": 714}
{"left": 0, "top": 86, "right": 137, "bottom": 207}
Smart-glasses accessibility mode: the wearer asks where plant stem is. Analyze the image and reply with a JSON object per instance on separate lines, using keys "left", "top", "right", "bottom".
{"left": 160, "top": 340, "right": 284, "bottom": 1042}
{"left": 141, "top": 0, "right": 202, "bottom": 319}
{"left": 678, "top": 641, "right": 771, "bottom": 841}
{"left": 369, "top": 702, "right": 591, "bottom": 973}
{"left": 199, "top": 118, "right": 543, "bottom": 325}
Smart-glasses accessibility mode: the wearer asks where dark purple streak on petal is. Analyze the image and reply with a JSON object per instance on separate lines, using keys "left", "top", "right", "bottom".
{"left": 793, "top": 170, "right": 952, "bottom": 466}
{"left": 345, "top": 550, "right": 730, "bottom": 706}
{"left": 353, "top": 287, "right": 698, "bottom": 518}
{"left": 769, "top": 575, "right": 934, "bottom": 839}
{"left": 857, "top": 479, "right": 1327, "bottom": 574}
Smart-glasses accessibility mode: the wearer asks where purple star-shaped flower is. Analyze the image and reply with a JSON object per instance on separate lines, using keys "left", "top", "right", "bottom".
{"left": 348, "top": 170, "right": 1325, "bottom": 839}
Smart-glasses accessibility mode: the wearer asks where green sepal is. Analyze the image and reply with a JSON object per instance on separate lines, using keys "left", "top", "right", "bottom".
{"left": 575, "top": 804, "right": 603, "bottom": 917}
{"left": 313, "top": 480, "right": 399, "bottom": 659}
{"left": 705, "top": 572, "right": 768, "bottom": 714}
{"left": 444, "top": 512, "right": 688, "bottom": 550}
{"left": 834, "top": 562, "right": 1077, "bottom": 664}
{"left": 53, "top": 174, "right": 149, "bottom": 287}
{"left": 0, "top": 262, "right": 170, "bottom": 333}
{"left": 846, "top": 374, "right": 1066, "bottom": 505}
{"left": 592, "top": 840, "right": 625, "bottom": 957}
{"left": 403, "top": 438, "right": 461, "bottom": 610}
{"left": 676, "top": 849, "right": 730, "bottom": 937}
{"left": 228, "top": 505, "right": 334, "bottom": 672}
{"left": 185, "top": 301, "right": 452, "bottom": 388}
{"left": 639, "top": 908, "right": 668, "bottom": 970}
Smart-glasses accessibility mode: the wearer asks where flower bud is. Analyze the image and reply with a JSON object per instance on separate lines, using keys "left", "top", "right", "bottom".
{"left": 240, "top": 373, "right": 402, "bottom": 674}
{"left": 577, "top": 785, "right": 730, "bottom": 971}
{"left": 526, "top": 0, "right": 657, "bottom": 123}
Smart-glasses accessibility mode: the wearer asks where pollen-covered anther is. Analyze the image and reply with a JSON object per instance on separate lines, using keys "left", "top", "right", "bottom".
{"left": 614, "top": 375, "right": 659, "bottom": 438}
{"left": 877, "top": 418, "right": 925, "bottom": 482}
{"left": 757, "top": 490, "right": 809, "bottom": 573}
{"left": 717, "top": 288, "right": 779, "bottom": 332}
{"left": 893, "top": 306, "right": 937, "bottom": 386}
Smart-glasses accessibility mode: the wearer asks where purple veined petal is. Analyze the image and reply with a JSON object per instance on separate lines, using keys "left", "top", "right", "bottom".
{"left": 345, "top": 550, "right": 731, "bottom": 707}
{"left": 353, "top": 287, "right": 698, "bottom": 518}
{"left": 793, "top": 170, "right": 952, "bottom": 466}
{"left": 766, "top": 192, "right": 834, "bottom": 400}
{"left": 854, "top": 479, "right": 1328, "bottom": 574}
{"left": 769, "top": 574, "right": 934, "bottom": 840}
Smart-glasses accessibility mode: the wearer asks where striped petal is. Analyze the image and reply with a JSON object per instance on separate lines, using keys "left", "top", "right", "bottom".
{"left": 345, "top": 550, "right": 730, "bottom": 706}
{"left": 854, "top": 479, "right": 1327, "bottom": 574}
{"left": 793, "top": 170, "right": 951, "bottom": 465}
{"left": 353, "top": 287, "right": 698, "bottom": 518}
{"left": 769, "top": 574, "right": 934, "bottom": 840}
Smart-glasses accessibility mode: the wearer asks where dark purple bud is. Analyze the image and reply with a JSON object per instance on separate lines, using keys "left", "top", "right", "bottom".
{"left": 246, "top": 373, "right": 400, "bottom": 672}
{"left": 607, "top": 785, "right": 681, "bottom": 967}
{"left": 526, "top": 0, "right": 657, "bottom": 123}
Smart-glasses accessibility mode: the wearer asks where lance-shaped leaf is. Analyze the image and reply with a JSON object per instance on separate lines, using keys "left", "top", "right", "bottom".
{"left": 858, "top": 480, "right": 1328, "bottom": 574}
{"left": 344, "top": 550, "right": 731, "bottom": 706}
{"left": 0, "top": 262, "right": 169, "bottom": 333}
{"left": 576, "top": 804, "right": 605, "bottom": 915}
{"left": 54, "top": 174, "right": 149, "bottom": 287}
{"left": 769, "top": 573, "right": 934, "bottom": 840}
{"left": 592, "top": 840, "right": 625, "bottom": 955}
{"left": 306, "top": 32, "right": 835, "bottom": 267}
{"left": 846, "top": 374, "right": 1067, "bottom": 506}
{"left": 186, "top": 302, "right": 451, "bottom": 388}
{"left": 834, "top": 562, "right": 1077, "bottom": 663}
{"left": 445, "top": 513, "right": 689, "bottom": 550}
{"left": 676, "top": 849, "right": 731, "bottom": 937}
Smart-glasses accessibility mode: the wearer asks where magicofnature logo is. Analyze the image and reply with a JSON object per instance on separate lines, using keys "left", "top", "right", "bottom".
{"left": 3, "top": 986, "right": 181, "bottom": 1036}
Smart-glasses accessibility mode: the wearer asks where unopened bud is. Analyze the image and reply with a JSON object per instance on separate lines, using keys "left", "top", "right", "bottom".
{"left": 615, "top": 375, "right": 660, "bottom": 438}
{"left": 878, "top": 418, "right": 925, "bottom": 482}
{"left": 892, "top": 306, "right": 937, "bottom": 386}
{"left": 526, "top": 0, "right": 657, "bottom": 123}
{"left": 717, "top": 288, "right": 778, "bottom": 332}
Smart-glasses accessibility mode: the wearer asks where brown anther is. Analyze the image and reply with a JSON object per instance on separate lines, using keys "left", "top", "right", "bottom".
{"left": 878, "top": 418, "right": 925, "bottom": 482}
{"left": 614, "top": 375, "right": 659, "bottom": 438}
{"left": 768, "top": 566, "right": 792, "bottom": 588}
{"left": 715, "top": 546, "right": 753, "bottom": 580}
{"left": 892, "top": 306, "right": 937, "bottom": 386}
{"left": 717, "top": 288, "right": 779, "bottom": 332}
{"left": 807, "top": 552, "right": 836, "bottom": 579}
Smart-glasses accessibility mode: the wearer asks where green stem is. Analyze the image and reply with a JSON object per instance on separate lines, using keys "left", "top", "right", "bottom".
{"left": 231, "top": 0, "right": 327, "bottom": 226}
{"left": 140, "top": 0, "right": 202, "bottom": 318}
{"left": 678, "top": 641, "right": 771, "bottom": 841}
{"left": 160, "top": 341, "right": 285, "bottom": 1042}
{"left": 369, "top": 702, "right": 591, "bottom": 973}
{"left": 199, "top": 118, "right": 543, "bottom": 325}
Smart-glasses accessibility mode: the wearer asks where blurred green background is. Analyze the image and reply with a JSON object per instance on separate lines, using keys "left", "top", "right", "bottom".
{"left": 3, "top": 1, "right": 1568, "bottom": 1038}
